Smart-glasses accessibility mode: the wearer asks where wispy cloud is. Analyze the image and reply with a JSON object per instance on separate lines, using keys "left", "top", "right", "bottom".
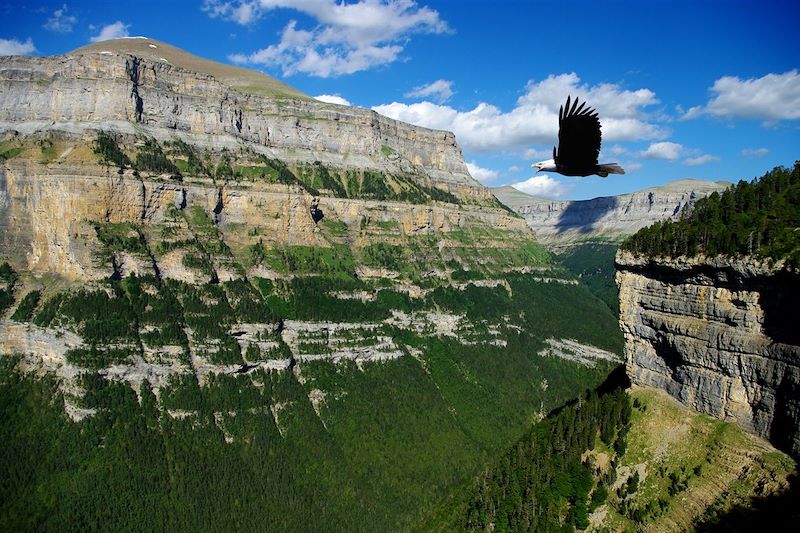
{"left": 204, "top": 0, "right": 260, "bottom": 24}
{"left": 465, "top": 161, "right": 499, "bottom": 183}
{"left": 523, "top": 147, "right": 554, "bottom": 160}
{"left": 683, "top": 70, "right": 800, "bottom": 122}
{"left": 639, "top": 142, "right": 717, "bottom": 166}
{"left": 314, "top": 94, "right": 351, "bottom": 106}
{"left": 0, "top": 37, "right": 36, "bottom": 55}
{"left": 608, "top": 144, "right": 627, "bottom": 156}
{"left": 741, "top": 147, "right": 769, "bottom": 157}
{"left": 90, "top": 21, "right": 130, "bottom": 43}
{"left": 684, "top": 154, "right": 719, "bottom": 166}
{"left": 405, "top": 79, "right": 453, "bottom": 103}
{"left": 215, "top": 0, "right": 450, "bottom": 77}
{"left": 512, "top": 175, "right": 569, "bottom": 198}
{"left": 374, "top": 73, "right": 665, "bottom": 154}
{"left": 43, "top": 4, "right": 77, "bottom": 33}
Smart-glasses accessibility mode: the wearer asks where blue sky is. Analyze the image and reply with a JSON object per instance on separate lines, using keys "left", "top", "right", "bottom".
{"left": 2, "top": 0, "right": 798, "bottom": 200}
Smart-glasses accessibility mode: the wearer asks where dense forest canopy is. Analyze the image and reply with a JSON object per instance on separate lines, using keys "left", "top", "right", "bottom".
{"left": 0, "top": 256, "right": 622, "bottom": 531}
{"left": 621, "top": 162, "right": 800, "bottom": 264}
{"left": 423, "top": 377, "right": 631, "bottom": 532}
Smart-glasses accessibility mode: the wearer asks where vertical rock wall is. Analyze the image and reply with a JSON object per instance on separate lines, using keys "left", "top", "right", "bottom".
{"left": 0, "top": 53, "right": 484, "bottom": 196}
{"left": 616, "top": 251, "right": 800, "bottom": 458}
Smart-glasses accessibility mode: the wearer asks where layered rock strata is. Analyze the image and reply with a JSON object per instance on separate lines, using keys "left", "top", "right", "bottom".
{"left": 616, "top": 250, "right": 800, "bottom": 457}
{"left": 0, "top": 157, "right": 526, "bottom": 278}
{"left": 0, "top": 42, "right": 484, "bottom": 198}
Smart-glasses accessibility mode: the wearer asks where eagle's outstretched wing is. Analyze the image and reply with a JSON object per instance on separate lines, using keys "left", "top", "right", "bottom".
{"left": 555, "top": 96, "right": 601, "bottom": 170}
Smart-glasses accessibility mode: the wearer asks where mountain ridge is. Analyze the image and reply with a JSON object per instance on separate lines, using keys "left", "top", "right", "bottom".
{"left": 493, "top": 178, "right": 731, "bottom": 247}
{"left": 70, "top": 37, "right": 309, "bottom": 100}
{"left": 1, "top": 37, "right": 486, "bottom": 200}
{"left": 494, "top": 178, "right": 731, "bottom": 209}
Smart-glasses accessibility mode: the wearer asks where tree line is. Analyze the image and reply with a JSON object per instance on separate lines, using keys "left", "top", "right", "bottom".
{"left": 622, "top": 162, "right": 800, "bottom": 264}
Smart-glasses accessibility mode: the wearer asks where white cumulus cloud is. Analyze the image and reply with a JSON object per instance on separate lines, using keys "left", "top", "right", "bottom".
{"left": 44, "top": 4, "right": 77, "bottom": 33}
{"left": 641, "top": 142, "right": 684, "bottom": 160}
{"left": 216, "top": 0, "right": 450, "bottom": 77}
{"left": 684, "top": 154, "right": 719, "bottom": 166}
{"left": 373, "top": 73, "right": 666, "bottom": 154}
{"left": 405, "top": 79, "right": 453, "bottom": 102}
{"left": 465, "top": 161, "right": 499, "bottom": 183}
{"left": 0, "top": 37, "right": 36, "bottom": 55}
{"left": 90, "top": 21, "right": 130, "bottom": 43}
{"left": 314, "top": 94, "right": 351, "bottom": 106}
{"left": 742, "top": 147, "right": 769, "bottom": 157}
{"left": 511, "top": 175, "right": 569, "bottom": 198}
{"left": 684, "top": 70, "right": 800, "bottom": 122}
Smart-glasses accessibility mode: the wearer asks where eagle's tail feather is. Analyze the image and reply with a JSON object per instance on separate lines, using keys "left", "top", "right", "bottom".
{"left": 597, "top": 163, "right": 625, "bottom": 177}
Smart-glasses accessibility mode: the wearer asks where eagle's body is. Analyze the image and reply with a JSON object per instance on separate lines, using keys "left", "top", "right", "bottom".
{"left": 532, "top": 96, "right": 624, "bottom": 178}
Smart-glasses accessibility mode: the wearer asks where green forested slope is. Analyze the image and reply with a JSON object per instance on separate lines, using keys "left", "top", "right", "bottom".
{"left": 0, "top": 278, "right": 619, "bottom": 531}
{"left": 0, "top": 132, "right": 625, "bottom": 531}
{"left": 424, "top": 374, "right": 632, "bottom": 532}
{"left": 555, "top": 243, "right": 620, "bottom": 315}
{"left": 622, "top": 162, "right": 800, "bottom": 263}
{"left": 424, "top": 381, "right": 798, "bottom": 533}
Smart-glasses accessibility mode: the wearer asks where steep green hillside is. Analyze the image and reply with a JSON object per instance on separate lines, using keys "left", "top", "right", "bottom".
{"left": 0, "top": 131, "right": 624, "bottom": 530}
{"left": 599, "top": 388, "right": 797, "bottom": 532}
{"left": 555, "top": 243, "right": 619, "bottom": 315}
{"left": 0, "top": 274, "right": 620, "bottom": 531}
{"left": 428, "top": 384, "right": 797, "bottom": 533}
{"left": 424, "top": 371, "right": 632, "bottom": 532}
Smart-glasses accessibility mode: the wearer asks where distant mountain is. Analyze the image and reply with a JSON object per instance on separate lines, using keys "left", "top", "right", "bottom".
{"left": 493, "top": 179, "right": 730, "bottom": 247}
{"left": 490, "top": 185, "right": 547, "bottom": 209}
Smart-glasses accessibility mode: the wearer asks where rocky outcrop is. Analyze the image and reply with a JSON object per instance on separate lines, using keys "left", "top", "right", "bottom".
{"left": 616, "top": 250, "right": 800, "bottom": 458}
{"left": 495, "top": 180, "right": 729, "bottom": 246}
{"left": 0, "top": 38, "right": 485, "bottom": 199}
{"left": 537, "top": 338, "right": 621, "bottom": 368}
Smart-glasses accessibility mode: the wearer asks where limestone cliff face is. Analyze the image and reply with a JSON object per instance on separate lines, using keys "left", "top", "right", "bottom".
{"left": 0, "top": 46, "right": 482, "bottom": 197}
{"left": 0, "top": 39, "right": 516, "bottom": 279}
{"left": 0, "top": 157, "right": 525, "bottom": 278}
{"left": 494, "top": 180, "right": 729, "bottom": 246}
{"left": 616, "top": 250, "right": 800, "bottom": 457}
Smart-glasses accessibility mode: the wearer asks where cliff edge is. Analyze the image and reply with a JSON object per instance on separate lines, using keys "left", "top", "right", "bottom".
{"left": 616, "top": 164, "right": 800, "bottom": 458}
{"left": 616, "top": 250, "right": 800, "bottom": 458}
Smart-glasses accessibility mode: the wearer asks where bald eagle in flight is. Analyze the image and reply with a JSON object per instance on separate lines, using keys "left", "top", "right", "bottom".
{"left": 532, "top": 96, "right": 625, "bottom": 177}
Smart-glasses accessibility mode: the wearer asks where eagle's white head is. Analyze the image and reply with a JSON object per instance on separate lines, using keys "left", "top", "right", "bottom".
{"left": 532, "top": 159, "right": 557, "bottom": 172}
